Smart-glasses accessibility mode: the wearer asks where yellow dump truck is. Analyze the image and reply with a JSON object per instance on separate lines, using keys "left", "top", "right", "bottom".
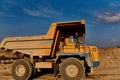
{"left": 0, "top": 20, "right": 99, "bottom": 80}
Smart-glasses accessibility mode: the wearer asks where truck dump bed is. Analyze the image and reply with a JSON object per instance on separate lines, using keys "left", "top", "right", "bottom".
{"left": 0, "top": 20, "right": 85, "bottom": 58}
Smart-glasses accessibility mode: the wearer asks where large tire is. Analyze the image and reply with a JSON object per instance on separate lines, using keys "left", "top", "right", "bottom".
{"left": 60, "top": 58, "right": 85, "bottom": 80}
{"left": 11, "top": 59, "right": 33, "bottom": 80}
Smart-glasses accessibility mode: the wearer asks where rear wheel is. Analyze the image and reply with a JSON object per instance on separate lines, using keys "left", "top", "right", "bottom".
{"left": 11, "top": 59, "right": 33, "bottom": 80}
{"left": 60, "top": 58, "right": 84, "bottom": 80}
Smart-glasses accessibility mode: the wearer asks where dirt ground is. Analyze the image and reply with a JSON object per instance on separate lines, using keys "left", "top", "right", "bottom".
{"left": 0, "top": 47, "right": 120, "bottom": 80}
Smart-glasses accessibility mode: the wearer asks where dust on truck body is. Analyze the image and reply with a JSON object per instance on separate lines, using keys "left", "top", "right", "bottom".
{"left": 0, "top": 20, "right": 99, "bottom": 80}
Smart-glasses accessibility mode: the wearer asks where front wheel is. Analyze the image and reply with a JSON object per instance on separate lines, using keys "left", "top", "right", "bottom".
{"left": 60, "top": 58, "right": 85, "bottom": 80}
{"left": 11, "top": 59, "right": 33, "bottom": 80}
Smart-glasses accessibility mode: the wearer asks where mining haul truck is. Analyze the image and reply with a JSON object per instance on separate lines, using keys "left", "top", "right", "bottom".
{"left": 0, "top": 20, "right": 99, "bottom": 80}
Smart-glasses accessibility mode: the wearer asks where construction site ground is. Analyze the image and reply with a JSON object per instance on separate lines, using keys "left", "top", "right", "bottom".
{"left": 0, "top": 47, "right": 120, "bottom": 80}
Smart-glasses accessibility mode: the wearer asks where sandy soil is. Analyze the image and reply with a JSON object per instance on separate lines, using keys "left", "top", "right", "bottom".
{"left": 0, "top": 47, "right": 120, "bottom": 80}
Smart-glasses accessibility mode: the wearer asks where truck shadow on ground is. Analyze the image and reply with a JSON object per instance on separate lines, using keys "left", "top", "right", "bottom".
{"left": 34, "top": 69, "right": 56, "bottom": 80}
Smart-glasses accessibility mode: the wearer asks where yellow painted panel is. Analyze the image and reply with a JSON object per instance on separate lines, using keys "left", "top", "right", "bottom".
{"left": 35, "top": 62, "right": 53, "bottom": 68}
{"left": 4, "top": 40, "right": 52, "bottom": 49}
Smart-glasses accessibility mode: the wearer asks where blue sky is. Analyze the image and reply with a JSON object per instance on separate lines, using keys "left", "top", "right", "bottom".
{"left": 0, "top": 0, "right": 120, "bottom": 47}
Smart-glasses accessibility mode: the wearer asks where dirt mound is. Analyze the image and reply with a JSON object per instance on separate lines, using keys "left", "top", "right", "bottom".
{"left": 92, "top": 47, "right": 120, "bottom": 80}
{"left": 99, "top": 47, "right": 120, "bottom": 68}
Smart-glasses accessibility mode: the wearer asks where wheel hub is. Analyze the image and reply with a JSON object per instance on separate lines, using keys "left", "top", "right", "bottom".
{"left": 65, "top": 64, "right": 78, "bottom": 77}
{"left": 15, "top": 65, "right": 26, "bottom": 76}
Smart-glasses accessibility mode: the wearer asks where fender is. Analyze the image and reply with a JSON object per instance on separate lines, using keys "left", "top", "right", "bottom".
{"left": 55, "top": 52, "right": 92, "bottom": 68}
{"left": 80, "top": 52, "right": 93, "bottom": 67}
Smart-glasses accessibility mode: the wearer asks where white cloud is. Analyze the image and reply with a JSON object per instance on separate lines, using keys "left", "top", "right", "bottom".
{"left": 23, "top": 9, "right": 48, "bottom": 17}
{"left": 97, "top": 12, "right": 120, "bottom": 23}
{"left": 0, "top": 11, "right": 17, "bottom": 18}
{"left": 112, "top": 39, "right": 120, "bottom": 42}
{"left": 109, "top": 2, "right": 120, "bottom": 7}
{"left": 109, "top": 3, "right": 116, "bottom": 7}
{"left": 105, "top": 12, "right": 110, "bottom": 15}
{"left": 0, "top": 0, "right": 17, "bottom": 9}
{"left": 23, "top": 7, "right": 62, "bottom": 18}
